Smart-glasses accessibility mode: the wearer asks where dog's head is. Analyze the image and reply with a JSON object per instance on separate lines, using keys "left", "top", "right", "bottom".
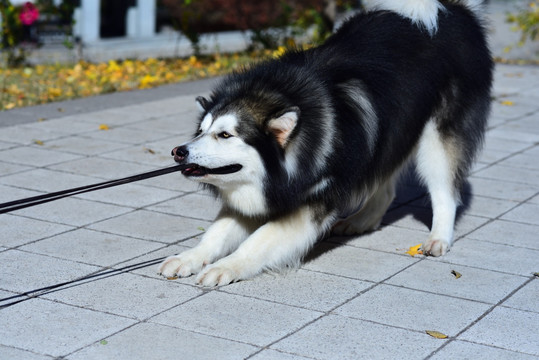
{"left": 172, "top": 95, "right": 300, "bottom": 215}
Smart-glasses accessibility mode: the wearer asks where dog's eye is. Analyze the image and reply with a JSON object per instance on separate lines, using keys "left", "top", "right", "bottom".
{"left": 218, "top": 131, "right": 232, "bottom": 139}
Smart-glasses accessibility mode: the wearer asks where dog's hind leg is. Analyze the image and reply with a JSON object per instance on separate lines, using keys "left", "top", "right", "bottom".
{"left": 332, "top": 175, "right": 398, "bottom": 236}
{"left": 416, "top": 121, "right": 460, "bottom": 256}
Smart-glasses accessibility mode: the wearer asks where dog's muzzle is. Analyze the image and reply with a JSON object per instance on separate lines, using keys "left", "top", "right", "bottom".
{"left": 171, "top": 146, "right": 243, "bottom": 177}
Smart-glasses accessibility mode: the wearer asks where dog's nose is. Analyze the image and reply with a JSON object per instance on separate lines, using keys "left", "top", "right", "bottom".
{"left": 171, "top": 146, "right": 188, "bottom": 162}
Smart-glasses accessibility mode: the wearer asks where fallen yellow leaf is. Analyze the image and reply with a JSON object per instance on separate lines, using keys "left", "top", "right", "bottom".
{"left": 4, "top": 103, "right": 15, "bottom": 110}
{"left": 500, "top": 100, "right": 514, "bottom": 106}
{"left": 405, "top": 243, "right": 423, "bottom": 257}
{"left": 425, "top": 330, "right": 448, "bottom": 339}
{"left": 451, "top": 270, "right": 462, "bottom": 279}
{"left": 33, "top": 139, "right": 44, "bottom": 146}
{"left": 98, "top": 124, "right": 110, "bottom": 130}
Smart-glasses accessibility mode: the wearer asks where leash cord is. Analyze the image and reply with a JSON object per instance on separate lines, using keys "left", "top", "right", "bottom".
{"left": 0, "top": 165, "right": 183, "bottom": 214}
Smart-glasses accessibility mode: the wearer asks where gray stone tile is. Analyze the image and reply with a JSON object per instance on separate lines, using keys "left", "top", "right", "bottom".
{"left": 250, "top": 349, "right": 313, "bottom": 360}
{"left": 0, "top": 160, "right": 33, "bottom": 177}
{"left": 430, "top": 340, "right": 539, "bottom": 360}
{"left": 12, "top": 197, "right": 131, "bottom": 227}
{"left": 473, "top": 164, "right": 539, "bottom": 186}
{"left": 466, "top": 176, "right": 538, "bottom": 202}
{"left": 499, "top": 152, "right": 539, "bottom": 171}
{"left": 0, "top": 298, "right": 135, "bottom": 358}
{"left": 482, "top": 136, "right": 532, "bottom": 154}
{"left": 464, "top": 195, "right": 519, "bottom": 219}
{"left": 500, "top": 203, "right": 539, "bottom": 226}
{"left": 329, "top": 225, "right": 429, "bottom": 256}
{"left": 0, "top": 345, "right": 51, "bottom": 360}
{"left": 503, "top": 280, "right": 539, "bottom": 313}
{"left": 88, "top": 209, "right": 209, "bottom": 243}
{"left": 487, "top": 126, "right": 539, "bottom": 144}
{"left": 382, "top": 205, "right": 489, "bottom": 239}
{"left": 0, "top": 250, "right": 100, "bottom": 293}
{"left": 44, "top": 272, "right": 202, "bottom": 320}
{"left": 224, "top": 269, "right": 372, "bottom": 312}
{"left": 19, "top": 228, "right": 161, "bottom": 266}
{"left": 75, "top": 182, "right": 180, "bottom": 208}
{"left": 67, "top": 108, "right": 152, "bottom": 125}
{"left": 100, "top": 138, "right": 182, "bottom": 167}
{"left": 136, "top": 169, "right": 202, "bottom": 193}
{"left": 147, "top": 192, "right": 221, "bottom": 221}
{"left": 0, "top": 184, "right": 42, "bottom": 203}
{"left": 303, "top": 242, "right": 418, "bottom": 282}
{"left": 82, "top": 126, "right": 172, "bottom": 145}
{"left": 459, "top": 307, "right": 539, "bottom": 356}
{"left": 386, "top": 259, "right": 528, "bottom": 304}
{"left": 69, "top": 322, "right": 257, "bottom": 360}
{"left": 126, "top": 114, "right": 197, "bottom": 136}
{"left": 0, "top": 214, "right": 75, "bottom": 248}
{"left": 0, "top": 124, "right": 67, "bottom": 145}
{"left": 0, "top": 168, "right": 101, "bottom": 193}
{"left": 467, "top": 219, "right": 539, "bottom": 250}
{"left": 150, "top": 291, "right": 322, "bottom": 347}
{"left": 434, "top": 238, "right": 539, "bottom": 276}
{"left": 22, "top": 116, "right": 104, "bottom": 135}
{"left": 41, "top": 135, "right": 130, "bottom": 155}
{"left": 48, "top": 157, "right": 156, "bottom": 180}
{"left": 335, "top": 285, "right": 490, "bottom": 336}
{"left": 273, "top": 314, "right": 443, "bottom": 360}
{"left": 0, "top": 146, "right": 82, "bottom": 167}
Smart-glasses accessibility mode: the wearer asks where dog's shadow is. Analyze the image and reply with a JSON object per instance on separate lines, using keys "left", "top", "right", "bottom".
{"left": 305, "top": 168, "right": 473, "bottom": 263}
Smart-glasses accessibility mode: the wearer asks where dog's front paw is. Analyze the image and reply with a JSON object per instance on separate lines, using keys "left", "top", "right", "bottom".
{"left": 158, "top": 250, "right": 207, "bottom": 279}
{"left": 422, "top": 239, "right": 449, "bottom": 257}
{"left": 195, "top": 260, "right": 244, "bottom": 287}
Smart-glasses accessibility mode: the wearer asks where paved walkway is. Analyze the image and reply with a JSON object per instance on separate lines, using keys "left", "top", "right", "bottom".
{"left": 0, "top": 62, "right": 538, "bottom": 359}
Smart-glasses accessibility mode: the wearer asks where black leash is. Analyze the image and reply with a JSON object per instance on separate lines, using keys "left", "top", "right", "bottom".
{"left": 0, "top": 165, "right": 183, "bottom": 214}
{"left": 0, "top": 257, "right": 166, "bottom": 309}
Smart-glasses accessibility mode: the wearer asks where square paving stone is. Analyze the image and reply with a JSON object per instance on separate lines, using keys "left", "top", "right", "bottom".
{"left": 459, "top": 307, "right": 539, "bottom": 356}
{"left": 430, "top": 340, "right": 538, "bottom": 360}
{"left": 0, "top": 214, "right": 75, "bottom": 248}
{"left": 224, "top": 269, "right": 372, "bottom": 312}
{"left": 303, "top": 243, "right": 418, "bottom": 282}
{"left": 0, "top": 298, "right": 135, "bottom": 358}
{"left": 68, "top": 322, "right": 257, "bottom": 360}
{"left": 500, "top": 203, "right": 539, "bottom": 227}
{"left": 385, "top": 259, "right": 529, "bottom": 304}
{"left": 435, "top": 238, "right": 539, "bottom": 276}
{"left": 334, "top": 284, "right": 490, "bottom": 336}
{"left": 88, "top": 209, "right": 209, "bottom": 243}
{"left": 150, "top": 291, "right": 322, "bottom": 347}
{"left": 0, "top": 146, "right": 81, "bottom": 167}
{"left": 147, "top": 192, "right": 221, "bottom": 221}
{"left": 0, "top": 250, "right": 101, "bottom": 294}
{"left": 43, "top": 272, "right": 202, "bottom": 320}
{"left": 19, "top": 228, "right": 161, "bottom": 266}
{"left": 467, "top": 219, "right": 539, "bottom": 249}
{"left": 273, "top": 314, "right": 444, "bottom": 360}
{"left": 13, "top": 197, "right": 132, "bottom": 227}
{"left": 502, "top": 280, "right": 539, "bottom": 313}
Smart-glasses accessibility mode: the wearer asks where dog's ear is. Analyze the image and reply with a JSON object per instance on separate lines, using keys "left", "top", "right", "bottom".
{"left": 267, "top": 107, "right": 299, "bottom": 147}
{"left": 196, "top": 96, "right": 210, "bottom": 113}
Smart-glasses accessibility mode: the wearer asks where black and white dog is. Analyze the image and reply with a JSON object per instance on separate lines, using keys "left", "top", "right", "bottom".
{"left": 159, "top": 0, "right": 493, "bottom": 286}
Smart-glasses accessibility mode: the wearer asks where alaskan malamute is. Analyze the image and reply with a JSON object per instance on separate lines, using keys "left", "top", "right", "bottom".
{"left": 159, "top": 0, "right": 493, "bottom": 286}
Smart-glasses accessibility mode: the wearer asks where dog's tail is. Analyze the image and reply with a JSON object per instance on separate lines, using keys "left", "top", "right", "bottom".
{"left": 363, "top": 0, "right": 485, "bottom": 35}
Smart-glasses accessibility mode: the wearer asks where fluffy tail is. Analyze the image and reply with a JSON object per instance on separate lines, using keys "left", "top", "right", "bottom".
{"left": 363, "top": 0, "right": 485, "bottom": 35}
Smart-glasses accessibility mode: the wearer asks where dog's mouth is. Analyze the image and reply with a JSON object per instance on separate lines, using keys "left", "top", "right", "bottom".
{"left": 178, "top": 163, "right": 243, "bottom": 177}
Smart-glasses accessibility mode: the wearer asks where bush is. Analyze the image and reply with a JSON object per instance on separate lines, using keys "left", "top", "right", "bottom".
{"left": 506, "top": 1, "right": 539, "bottom": 47}
{"left": 160, "top": 0, "right": 354, "bottom": 53}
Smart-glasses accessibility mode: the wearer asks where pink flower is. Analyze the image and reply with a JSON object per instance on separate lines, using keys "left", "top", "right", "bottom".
{"left": 19, "top": 2, "right": 39, "bottom": 26}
